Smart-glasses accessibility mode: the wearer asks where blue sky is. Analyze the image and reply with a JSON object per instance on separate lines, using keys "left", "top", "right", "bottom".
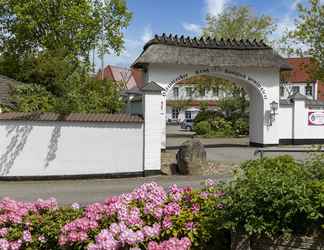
{"left": 98, "top": 0, "right": 309, "bottom": 68}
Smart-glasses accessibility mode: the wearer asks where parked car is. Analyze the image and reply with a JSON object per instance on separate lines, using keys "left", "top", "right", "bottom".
{"left": 180, "top": 119, "right": 194, "bottom": 131}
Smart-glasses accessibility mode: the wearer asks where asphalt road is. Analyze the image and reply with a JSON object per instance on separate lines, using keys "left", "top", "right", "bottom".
{"left": 0, "top": 175, "right": 229, "bottom": 206}
{"left": 166, "top": 125, "right": 316, "bottom": 164}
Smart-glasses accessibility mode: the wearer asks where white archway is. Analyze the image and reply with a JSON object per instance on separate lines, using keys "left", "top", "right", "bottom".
{"left": 145, "top": 64, "right": 280, "bottom": 148}
{"left": 132, "top": 34, "right": 291, "bottom": 148}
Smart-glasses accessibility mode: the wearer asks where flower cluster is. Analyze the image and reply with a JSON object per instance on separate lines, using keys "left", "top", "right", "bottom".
{"left": 0, "top": 197, "right": 58, "bottom": 250}
{"left": 0, "top": 180, "right": 223, "bottom": 250}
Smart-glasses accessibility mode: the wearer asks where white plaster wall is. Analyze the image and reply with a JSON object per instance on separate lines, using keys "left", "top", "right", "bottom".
{"left": 294, "top": 101, "right": 324, "bottom": 139}
{"left": 278, "top": 105, "right": 293, "bottom": 139}
{"left": 144, "top": 93, "right": 162, "bottom": 170}
{"left": 0, "top": 121, "right": 144, "bottom": 177}
{"left": 146, "top": 63, "right": 281, "bottom": 145}
{"left": 278, "top": 101, "right": 324, "bottom": 140}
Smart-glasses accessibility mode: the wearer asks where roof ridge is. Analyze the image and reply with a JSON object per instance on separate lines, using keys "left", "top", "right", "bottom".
{"left": 143, "top": 33, "right": 271, "bottom": 50}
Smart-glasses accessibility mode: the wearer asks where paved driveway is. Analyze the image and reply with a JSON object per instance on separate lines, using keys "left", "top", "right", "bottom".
{"left": 0, "top": 175, "right": 229, "bottom": 206}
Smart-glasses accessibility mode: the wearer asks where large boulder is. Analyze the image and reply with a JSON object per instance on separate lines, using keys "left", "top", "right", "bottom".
{"left": 176, "top": 139, "right": 206, "bottom": 175}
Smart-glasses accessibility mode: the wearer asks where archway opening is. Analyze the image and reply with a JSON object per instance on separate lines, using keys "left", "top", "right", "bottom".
{"left": 164, "top": 71, "right": 266, "bottom": 147}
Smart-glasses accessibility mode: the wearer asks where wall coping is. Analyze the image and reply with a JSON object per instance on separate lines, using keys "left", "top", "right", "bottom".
{"left": 0, "top": 112, "right": 144, "bottom": 124}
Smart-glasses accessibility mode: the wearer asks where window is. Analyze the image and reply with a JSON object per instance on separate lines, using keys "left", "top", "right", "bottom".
{"left": 173, "top": 87, "right": 179, "bottom": 98}
{"left": 185, "top": 111, "right": 192, "bottom": 119}
{"left": 292, "top": 86, "right": 300, "bottom": 94}
{"left": 280, "top": 86, "right": 285, "bottom": 97}
{"left": 305, "top": 84, "right": 313, "bottom": 96}
{"left": 172, "top": 108, "right": 179, "bottom": 119}
{"left": 186, "top": 87, "right": 193, "bottom": 97}
{"left": 212, "top": 87, "right": 219, "bottom": 96}
{"left": 199, "top": 88, "right": 205, "bottom": 97}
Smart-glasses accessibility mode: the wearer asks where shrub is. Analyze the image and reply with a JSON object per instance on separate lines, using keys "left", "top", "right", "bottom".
{"left": 210, "top": 117, "right": 233, "bottom": 137}
{"left": 304, "top": 148, "right": 324, "bottom": 180}
{"left": 193, "top": 121, "right": 211, "bottom": 135}
{"left": 221, "top": 156, "right": 323, "bottom": 237}
{"left": 193, "top": 110, "right": 224, "bottom": 124}
{"left": 233, "top": 118, "right": 249, "bottom": 136}
{"left": 193, "top": 110, "right": 249, "bottom": 137}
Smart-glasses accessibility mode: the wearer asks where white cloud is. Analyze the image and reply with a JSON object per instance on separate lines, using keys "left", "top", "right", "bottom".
{"left": 182, "top": 22, "right": 202, "bottom": 34}
{"left": 205, "top": 0, "right": 228, "bottom": 17}
{"left": 141, "top": 25, "right": 153, "bottom": 43}
{"left": 290, "top": 0, "right": 301, "bottom": 11}
{"left": 273, "top": 15, "right": 296, "bottom": 40}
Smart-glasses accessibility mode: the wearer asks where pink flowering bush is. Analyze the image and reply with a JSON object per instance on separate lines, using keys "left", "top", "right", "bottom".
{"left": 0, "top": 180, "right": 225, "bottom": 249}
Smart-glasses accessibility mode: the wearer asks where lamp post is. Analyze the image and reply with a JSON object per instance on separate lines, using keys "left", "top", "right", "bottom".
{"left": 269, "top": 101, "right": 279, "bottom": 126}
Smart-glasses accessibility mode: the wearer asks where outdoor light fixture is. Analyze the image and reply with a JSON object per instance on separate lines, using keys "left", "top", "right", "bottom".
{"left": 269, "top": 101, "right": 279, "bottom": 126}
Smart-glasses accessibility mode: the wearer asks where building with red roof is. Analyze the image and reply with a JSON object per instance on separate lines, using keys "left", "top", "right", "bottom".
{"left": 97, "top": 65, "right": 144, "bottom": 93}
{"left": 280, "top": 58, "right": 324, "bottom": 101}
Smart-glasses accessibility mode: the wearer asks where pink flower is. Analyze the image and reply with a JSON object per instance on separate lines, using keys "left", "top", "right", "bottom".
{"left": 89, "top": 229, "right": 119, "bottom": 250}
{"left": 217, "top": 203, "right": 224, "bottom": 209}
{"left": 0, "top": 239, "right": 9, "bottom": 250}
{"left": 38, "top": 235, "right": 47, "bottom": 243}
{"left": 109, "top": 223, "right": 120, "bottom": 237}
{"left": 164, "top": 202, "right": 181, "bottom": 216}
{"left": 9, "top": 240, "right": 22, "bottom": 250}
{"left": 200, "top": 191, "right": 209, "bottom": 199}
{"left": 148, "top": 237, "right": 191, "bottom": 250}
{"left": 162, "top": 216, "right": 173, "bottom": 229}
{"left": 35, "top": 197, "right": 58, "bottom": 210}
{"left": 0, "top": 227, "right": 8, "bottom": 237}
{"left": 185, "top": 221, "right": 194, "bottom": 230}
{"left": 71, "top": 202, "right": 80, "bottom": 210}
{"left": 23, "top": 230, "right": 32, "bottom": 242}
{"left": 153, "top": 207, "right": 163, "bottom": 219}
{"left": 191, "top": 203, "right": 200, "bottom": 214}
{"left": 205, "top": 179, "right": 215, "bottom": 187}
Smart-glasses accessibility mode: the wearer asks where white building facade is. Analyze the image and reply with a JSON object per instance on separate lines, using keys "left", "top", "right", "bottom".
{"left": 165, "top": 82, "right": 228, "bottom": 122}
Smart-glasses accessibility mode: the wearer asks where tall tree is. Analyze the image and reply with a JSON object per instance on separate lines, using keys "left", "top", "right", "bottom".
{"left": 0, "top": 0, "right": 131, "bottom": 61}
{"left": 200, "top": 5, "right": 274, "bottom": 116}
{"left": 202, "top": 6, "right": 276, "bottom": 41}
{"left": 0, "top": 0, "right": 132, "bottom": 113}
{"left": 283, "top": 0, "right": 324, "bottom": 81}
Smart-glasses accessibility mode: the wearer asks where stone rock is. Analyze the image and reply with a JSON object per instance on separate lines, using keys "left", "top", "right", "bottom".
{"left": 176, "top": 139, "right": 206, "bottom": 175}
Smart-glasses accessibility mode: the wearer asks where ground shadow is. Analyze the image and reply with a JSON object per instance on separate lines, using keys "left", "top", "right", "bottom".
{"left": 0, "top": 125, "right": 33, "bottom": 176}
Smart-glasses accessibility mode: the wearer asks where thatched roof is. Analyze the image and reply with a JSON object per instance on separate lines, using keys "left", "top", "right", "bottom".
{"left": 132, "top": 34, "right": 292, "bottom": 71}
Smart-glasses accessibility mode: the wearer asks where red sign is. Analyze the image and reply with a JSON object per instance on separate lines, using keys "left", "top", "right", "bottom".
{"left": 308, "top": 112, "right": 324, "bottom": 126}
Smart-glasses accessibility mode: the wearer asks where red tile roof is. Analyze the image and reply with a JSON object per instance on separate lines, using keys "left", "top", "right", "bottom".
{"left": 287, "top": 58, "right": 316, "bottom": 83}
{"left": 96, "top": 65, "right": 144, "bottom": 91}
{"left": 0, "top": 113, "right": 143, "bottom": 123}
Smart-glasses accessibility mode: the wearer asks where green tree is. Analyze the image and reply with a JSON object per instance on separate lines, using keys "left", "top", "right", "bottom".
{"left": 0, "top": 0, "right": 131, "bottom": 61}
{"left": 283, "top": 0, "right": 324, "bottom": 81}
{"left": 0, "top": 0, "right": 131, "bottom": 113}
{"left": 200, "top": 5, "right": 271, "bottom": 124}
{"left": 202, "top": 6, "right": 276, "bottom": 41}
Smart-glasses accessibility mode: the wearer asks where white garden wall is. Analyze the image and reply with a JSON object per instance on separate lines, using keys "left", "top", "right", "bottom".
{"left": 0, "top": 121, "right": 144, "bottom": 177}
{"left": 278, "top": 105, "right": 293, "bottom": 139}
{"left": 279, "top": 98, "right": 324, "bottom": 144}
